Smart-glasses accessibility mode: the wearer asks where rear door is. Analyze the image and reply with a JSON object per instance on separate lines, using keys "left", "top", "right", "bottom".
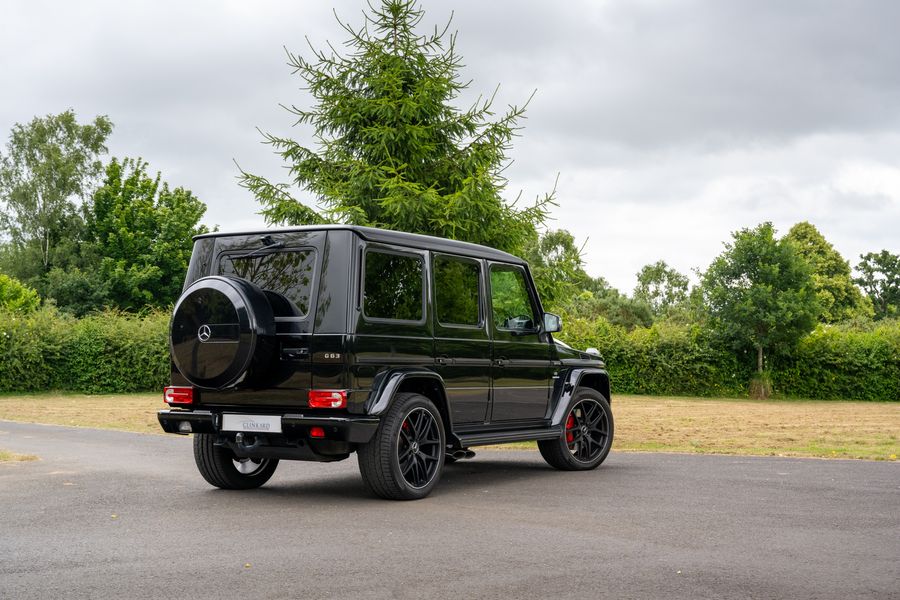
{"left": 487, "top": 263, "right": 552, "bottom": 422}
{"left": 432, "top": 253, "right": 491, "bottom": 425}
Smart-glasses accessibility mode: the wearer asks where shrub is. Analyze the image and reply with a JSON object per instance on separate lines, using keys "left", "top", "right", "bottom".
{"left": 0, "top": 274, "right": 40, "bottom": 313}
{"left": 557, "top": 312, "right": 898, "bottom": 401}
{"left": 55, "top": 310, "right": 170, "bottom": 393}
{"left": 773, "top": 321, "right": 900, "bottom": 401}
{"left": 0, "top": 307, "right": 169, "bottom": 393}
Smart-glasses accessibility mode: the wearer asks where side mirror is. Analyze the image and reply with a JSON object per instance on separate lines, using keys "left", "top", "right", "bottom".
{"left": 543, "top": 312, "right": 562, "bottom": 333}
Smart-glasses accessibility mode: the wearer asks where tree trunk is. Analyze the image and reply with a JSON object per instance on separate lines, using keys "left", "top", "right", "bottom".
{"left": 756, "top": 345, "right": 764, "bottom": 373}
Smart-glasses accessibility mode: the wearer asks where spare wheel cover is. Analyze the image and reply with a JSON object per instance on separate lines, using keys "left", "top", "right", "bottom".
{"left": 170, "top": 276, "right": 274, "bottom": 389}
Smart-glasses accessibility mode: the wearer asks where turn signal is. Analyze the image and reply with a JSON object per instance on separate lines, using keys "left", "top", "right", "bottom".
{"left": 164, "top": 386, "right": 194, "bottom": 406}
{"left": 308, "top": 389, "right": 347, "bottom": 409}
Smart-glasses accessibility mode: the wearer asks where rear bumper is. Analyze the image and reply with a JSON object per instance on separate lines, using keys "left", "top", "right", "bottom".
{"left": 158, "top": 409, "right": 379, "bottom": 444}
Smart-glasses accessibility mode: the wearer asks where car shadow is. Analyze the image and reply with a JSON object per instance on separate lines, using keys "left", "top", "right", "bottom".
{"left": 221, "top": 453, "right": 624, "bottom": 503}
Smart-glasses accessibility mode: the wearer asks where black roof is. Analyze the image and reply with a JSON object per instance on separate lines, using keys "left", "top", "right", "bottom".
{"left": 194, "top": 225, "right": 527, "bottom": 265}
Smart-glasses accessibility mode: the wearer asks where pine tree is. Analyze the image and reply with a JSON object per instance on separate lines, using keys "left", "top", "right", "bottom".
{"left": 239, "top": 0, "right": 553, "bottom": 254}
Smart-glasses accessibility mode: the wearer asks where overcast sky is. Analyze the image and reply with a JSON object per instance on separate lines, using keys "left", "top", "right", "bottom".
{"left": 2, "top": 0, "right": 898, "bottom": 292}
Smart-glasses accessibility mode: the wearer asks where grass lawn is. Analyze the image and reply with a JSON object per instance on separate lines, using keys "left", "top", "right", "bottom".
{"left": 0, "top": 392, "right": 897, "bottom": 461}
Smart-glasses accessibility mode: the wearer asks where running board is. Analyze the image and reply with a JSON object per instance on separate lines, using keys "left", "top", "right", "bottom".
{"left": 457, "top": 427, "right": 562, "bottom": 447}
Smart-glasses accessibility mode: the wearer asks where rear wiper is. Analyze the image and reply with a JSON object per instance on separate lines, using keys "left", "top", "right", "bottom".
{"left": 228, "top": 240, "right": 285, "bottom": 261}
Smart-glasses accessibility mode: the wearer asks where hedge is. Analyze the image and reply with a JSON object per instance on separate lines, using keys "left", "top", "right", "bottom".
{"left": 0, "top": 307, "right": 169, "bottom": 393}
{"left": 557, "top": 313, "right": 900, "bottom": 401}
{"left": 0, "top": 307, "right": 897, "bottom": 400}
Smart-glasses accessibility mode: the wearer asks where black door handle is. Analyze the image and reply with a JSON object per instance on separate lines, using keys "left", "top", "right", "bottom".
{"left": 494, "top": 358, "right": 507, "bottom": 367}
{"left": 435, "top": 356, "right": 451, "bottom": 366}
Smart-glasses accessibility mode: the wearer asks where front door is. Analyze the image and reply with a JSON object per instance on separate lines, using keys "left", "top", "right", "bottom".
{"left": 488, "top": 263, "right": 552, "bottom": 422}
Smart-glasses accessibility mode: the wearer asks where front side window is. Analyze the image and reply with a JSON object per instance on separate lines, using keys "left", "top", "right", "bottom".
{"left": 220, "top": 249, "right": 316, "bottom": 317}
{"left": 434, "top": 255, "right": 481, "bottom": 327}
{"left": 364, "top": 250, "right": 424, "bottom": 322}
{"left": 490, "top": 265, "right": 537, "bottom": 332}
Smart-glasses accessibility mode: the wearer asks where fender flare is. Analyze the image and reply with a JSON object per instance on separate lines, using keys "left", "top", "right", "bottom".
{"left": 364, "top": 368, "right": 452, "bottom": 419}
{"left": 549, "top": 368, "right": 611, "bottom": 427}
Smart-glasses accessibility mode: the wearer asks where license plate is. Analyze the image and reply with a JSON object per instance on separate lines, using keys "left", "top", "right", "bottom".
{"left": 221, "top": 414, "right": 282, "bottom": 434}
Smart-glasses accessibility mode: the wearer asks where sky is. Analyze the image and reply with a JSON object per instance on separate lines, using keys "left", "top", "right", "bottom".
{"left": 2, "top": 0, "right": 898, "bottom": 292}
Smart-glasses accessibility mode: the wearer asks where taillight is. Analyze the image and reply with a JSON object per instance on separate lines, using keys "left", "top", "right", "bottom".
{"left": 308, "top": 389, "right": 347, "bottom": 409}
{"left": 164, "top": 386, "right": 194, "bottom": 406}
{"left": 309, "top": 426, "right": 325, "bottom": 438}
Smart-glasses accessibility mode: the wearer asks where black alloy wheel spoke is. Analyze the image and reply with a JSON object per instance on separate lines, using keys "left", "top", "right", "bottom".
{"left": 566, "top": 399, "right": 609, "bottom": 463}
{"left": 397, "top": 407, "right": 441, "bottom": 489}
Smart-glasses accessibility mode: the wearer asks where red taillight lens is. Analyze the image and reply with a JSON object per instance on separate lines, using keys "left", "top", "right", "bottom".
{"left": 309, "top": 426, "right": 325, "bottom": 438}
{"left": 164, "top": 386, "right": 194, "bottom": 406}
{"left": 308, "top": 389, "right": 347, "bottom": 409}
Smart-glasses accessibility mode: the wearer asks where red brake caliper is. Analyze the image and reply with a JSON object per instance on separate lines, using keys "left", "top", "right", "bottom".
{"left": 565, "top": 413, "right": 575, "bottom": 443}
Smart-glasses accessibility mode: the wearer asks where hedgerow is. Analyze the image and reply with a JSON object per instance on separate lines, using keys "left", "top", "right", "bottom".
{"left": 0, "top": 307, "right": 169, "bottom": 393}
{"left": 0, "top": 307, "right": 897, "bottom": 399}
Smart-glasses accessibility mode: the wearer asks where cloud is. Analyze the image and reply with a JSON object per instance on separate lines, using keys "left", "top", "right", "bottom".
{"left": 1, "top": 0, "right": 898, "bottom": 293}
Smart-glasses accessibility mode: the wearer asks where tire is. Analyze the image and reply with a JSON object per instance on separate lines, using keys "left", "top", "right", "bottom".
{"left": 539, "top": 388, "right": 614, "bottom": 471}
{"left": 358, "top": 393, "right": 446, "bottom": 500}
{"left": 193, "top": 433, "right": 279, "bottom": 489}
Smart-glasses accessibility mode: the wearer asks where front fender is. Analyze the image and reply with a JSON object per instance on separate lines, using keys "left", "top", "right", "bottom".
{"left": 549, "top": 368, "right": 611, "bottom": 427}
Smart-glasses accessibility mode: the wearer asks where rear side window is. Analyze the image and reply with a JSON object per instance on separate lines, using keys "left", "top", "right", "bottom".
{"left": 220, "top": 249, "right": 316, "bottom": 318}
{"left": 434, "top": 255, "right": 481, "bottom": 326}
{"left": 364, "top": 250, "right": 424, "bottom": 322}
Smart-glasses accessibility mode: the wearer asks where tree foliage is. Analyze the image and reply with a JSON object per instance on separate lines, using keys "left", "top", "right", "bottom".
{"left": 0, "top": 110, "right": 112, "bottom": 269}
{"left": 701, "top": 222, "right": 818, "bottom": 375}
{"left": 0, "top": 273, "right": 40, "bottom": 313}
{"left": 85, "top": 157, "right": 210, "bottom": 310}
{"left": 784, "top": 221, "right": 871, "bottom": 322}
{"left": 633, "top": 260, "right": 689, "bottom": 316}
{"left": 855, "top": 250, "right": 900, "bottom": 320}
{"left": 239, "top": 0, "right": 553, "bottom": 255}
{"left": 524, "top": 229, "right": 589, "bottom": 306}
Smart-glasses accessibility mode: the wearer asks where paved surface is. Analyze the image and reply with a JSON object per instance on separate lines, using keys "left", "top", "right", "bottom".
{"left": 0, "top": 421, "right": 898, "bottom": 600}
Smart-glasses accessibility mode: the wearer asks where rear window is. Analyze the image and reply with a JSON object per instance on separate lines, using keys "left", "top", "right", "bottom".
{"left": 220, "top": 249, "right": 316, "bottom": 318}
{"left": 364, "top": 249, "right": 424, "bottom": 322}
{"left": 434, "top": 255, "right": 481, "bottom": 326}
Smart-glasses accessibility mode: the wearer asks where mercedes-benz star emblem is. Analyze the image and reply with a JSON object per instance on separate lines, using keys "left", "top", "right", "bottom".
{"left": 197, "top": 324, "right": 212, "bottom": 343}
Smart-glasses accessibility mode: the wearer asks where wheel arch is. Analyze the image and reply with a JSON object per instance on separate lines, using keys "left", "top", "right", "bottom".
{"left": 549, "top": 368, "right": 612, "bottom": 427}
{"left": 364, "top": 368, "right": 454, "bottom": 443}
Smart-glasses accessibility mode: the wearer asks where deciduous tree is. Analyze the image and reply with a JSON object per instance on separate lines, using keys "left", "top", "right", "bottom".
{"left": 634, "top": 260, "right": 689, "bottom": 316}
{"left": 86, "top": 157, "right": 210, "bottom": 310}
{"left": 784, "top": 222, "right": 872, "bottom": 322}
{"left": 701, "top": 222, "right": 818, "bottom": 378}
{"left": 855, "top": 250, "right": 900, "bottom": 319}
{"left": 0, "top": 110, "right": 112, "bottom": 269}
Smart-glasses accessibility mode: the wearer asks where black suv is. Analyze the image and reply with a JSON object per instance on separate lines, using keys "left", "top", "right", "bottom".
{"left": 159, "top": 226, "right": 613, "bottom": 499}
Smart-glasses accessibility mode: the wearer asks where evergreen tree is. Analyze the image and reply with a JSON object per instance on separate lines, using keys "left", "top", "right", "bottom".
{"left": 239, "top": 0, "right": 553, "bottom": 255}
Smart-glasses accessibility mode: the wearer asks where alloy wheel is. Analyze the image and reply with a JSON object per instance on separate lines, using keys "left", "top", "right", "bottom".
{"left": 396, "top": 407, "right": 442, "bottom": 489}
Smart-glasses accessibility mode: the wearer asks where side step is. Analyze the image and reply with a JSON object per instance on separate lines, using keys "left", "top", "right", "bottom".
{"left": 457, "top": 427, "right": 562, "bottom": 447}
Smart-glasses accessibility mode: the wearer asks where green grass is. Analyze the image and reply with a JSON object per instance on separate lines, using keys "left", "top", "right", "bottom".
{"left": 0, "top": 448, "right": 38, "bottom": 462}
{"left": 0, "top": 392, "right": 897, "bottom": 461}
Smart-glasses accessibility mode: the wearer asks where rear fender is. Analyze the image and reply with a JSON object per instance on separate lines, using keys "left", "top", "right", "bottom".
{"left": 365, "top": 368, "right": 452, "bottom": 424}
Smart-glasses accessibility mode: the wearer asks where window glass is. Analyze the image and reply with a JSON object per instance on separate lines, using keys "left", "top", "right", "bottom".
{"left": 220, "top": 249, "right": 316, "bottom": 317}
{"left": 434, "top": 255, "right": 480, "bottom": 326}
{"left": 490, "top": 266, "right": 536, "bottom": 331}
{"left": 364, "top": 250, "right": 424, "bottom": 321}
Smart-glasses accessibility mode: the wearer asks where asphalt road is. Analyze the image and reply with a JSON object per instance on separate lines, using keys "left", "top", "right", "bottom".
{"left": 1, "top": 421, "right": 897, "bottom": 600}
